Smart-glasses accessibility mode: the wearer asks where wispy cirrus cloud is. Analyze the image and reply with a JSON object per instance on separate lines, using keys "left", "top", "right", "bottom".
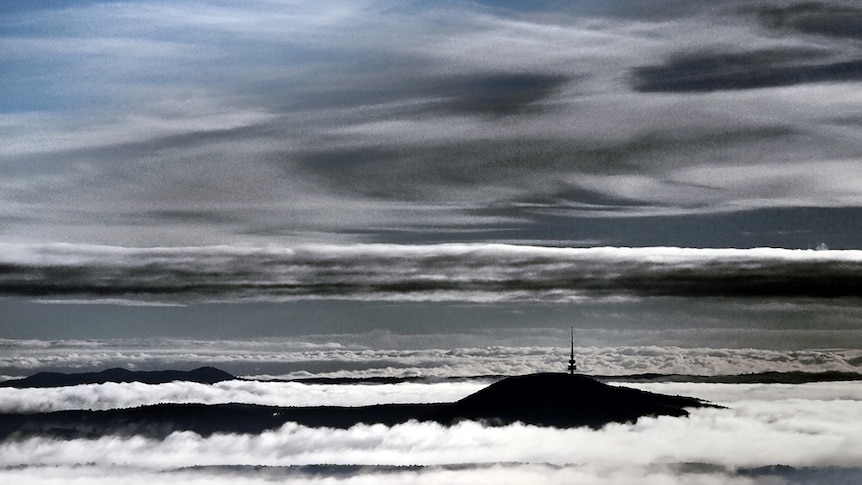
{"left": 2, "top": 1, "right": 861, "bottom": 246}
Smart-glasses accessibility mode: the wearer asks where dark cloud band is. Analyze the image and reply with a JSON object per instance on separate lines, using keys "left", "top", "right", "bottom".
{"left": 632, "top": 49, "right": 862, "bottom": 92}
{"left": 756, "top": 2, "right": 862, "bottom": 40}
{"left": 2, "top": 244, "right": 860, "bottom": 303}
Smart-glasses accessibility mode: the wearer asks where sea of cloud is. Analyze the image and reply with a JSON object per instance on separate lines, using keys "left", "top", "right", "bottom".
{"left": 1, "top": 338, "right": 859, "bottom": 381}
{"left": 1, "top": 381, "right": 861, "bottom": 484}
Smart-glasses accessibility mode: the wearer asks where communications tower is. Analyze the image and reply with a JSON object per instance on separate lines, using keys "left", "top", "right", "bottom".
{"left": 567, "top": 327, "right": 577, "bottom": 374}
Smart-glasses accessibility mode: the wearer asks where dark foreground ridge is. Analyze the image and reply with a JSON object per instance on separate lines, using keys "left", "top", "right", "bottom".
{"left": 0, "top": 367, "right": 235, "bottom": 388}
{"left": 0, "top": 372, "right": 719, "bottom": 440}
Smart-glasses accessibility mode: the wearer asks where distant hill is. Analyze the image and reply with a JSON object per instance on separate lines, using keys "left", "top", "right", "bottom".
{"left": 0, "top": 367, "right": 235, "bottom": 388}
{"left": 0, "top": 372, "right": 719, "bottom": 439}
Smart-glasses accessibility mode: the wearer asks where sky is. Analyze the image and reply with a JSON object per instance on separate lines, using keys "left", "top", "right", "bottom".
{"left": 1, "top": 0, "right": 862, "bottom": 248}
{"left": 1, "top": 1, "right": 861, "bottom": 348}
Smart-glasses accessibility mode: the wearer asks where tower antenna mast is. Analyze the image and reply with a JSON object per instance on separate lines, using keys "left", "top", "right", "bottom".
{"left": 567, "top": 327, "right": 577, "bottom": 374}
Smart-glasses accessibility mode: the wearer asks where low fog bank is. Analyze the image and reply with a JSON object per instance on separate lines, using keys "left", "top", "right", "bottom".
{"left": 0, "top": 380, "right": 488, "bottom": 413}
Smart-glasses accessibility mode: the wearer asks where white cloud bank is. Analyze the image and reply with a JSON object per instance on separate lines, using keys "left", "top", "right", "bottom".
{"left": 0, "top": 380, "right": 488, "bottom": 413}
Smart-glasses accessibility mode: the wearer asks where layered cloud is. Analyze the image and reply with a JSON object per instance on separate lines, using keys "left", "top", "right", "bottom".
{"left": 1, "top": 243, "right": 860, "bottom": 303}
{"left": 1, "top": 1, "right": 861, "bottom": 246}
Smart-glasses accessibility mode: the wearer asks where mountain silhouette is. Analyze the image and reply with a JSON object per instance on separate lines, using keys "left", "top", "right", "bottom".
{"left": 0, "top": 371, "right": 719, "bottom": 439}
{"left": 0, "top": 367, "right": 234, "bottom": 388}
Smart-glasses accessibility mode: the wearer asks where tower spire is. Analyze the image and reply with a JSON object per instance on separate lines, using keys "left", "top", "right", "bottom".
{"left": 567, "top": 327, "right": 577, "bottom": 374}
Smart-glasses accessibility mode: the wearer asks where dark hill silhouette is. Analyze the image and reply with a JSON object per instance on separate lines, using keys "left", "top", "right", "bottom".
{"left": 0, "top": 367, "right": 234, "bottom": 388}
{"left": 0, "top": 372, "right": 719, "bottom": 440}
{"left": 433, "top": 373, "right": 709, "bottom": 427}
